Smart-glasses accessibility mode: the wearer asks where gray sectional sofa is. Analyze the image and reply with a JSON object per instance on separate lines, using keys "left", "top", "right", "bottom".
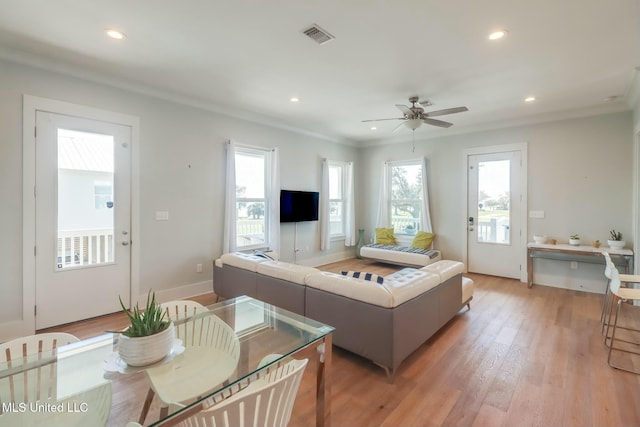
{"left": 213, "top": 253, "right": 473, "bottom": 379}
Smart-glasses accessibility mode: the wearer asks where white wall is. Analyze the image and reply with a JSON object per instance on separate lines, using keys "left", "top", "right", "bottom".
{"left": 0, "top": 57, "right": 636, "bottom": 330}
{"left": 359, "top": 111, "right": 634, "bottom": 293}
{"left": 0, "top": 58, "right": 356, "bottom": 325}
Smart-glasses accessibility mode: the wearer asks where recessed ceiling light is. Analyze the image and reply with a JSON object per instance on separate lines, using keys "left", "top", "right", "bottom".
{"left": 290, "top": 97, "right": 299, "bottom": 103}
{"left": 105, "top": 29, "right": 126, "bottom": 40}
{"left": 488, "top": 30, "right": 508, "bottom": 40}
{"left": 524, "top": 96, "right": 536, "bottom": 102}
{"left": 370, "top": 126, "right": 377, "bottom": 130}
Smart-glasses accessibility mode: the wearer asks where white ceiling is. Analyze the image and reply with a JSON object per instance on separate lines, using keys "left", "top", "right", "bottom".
{"left": 1, "top": 0, "right": 639, "bottom": 145}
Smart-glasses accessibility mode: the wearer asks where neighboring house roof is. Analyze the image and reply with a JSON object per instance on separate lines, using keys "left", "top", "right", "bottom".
{"left": 57, "top": 129, "right": 114, "bottom": 173}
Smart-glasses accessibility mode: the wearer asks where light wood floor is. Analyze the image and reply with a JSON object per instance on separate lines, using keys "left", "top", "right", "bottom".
{"left": 41, "top": 259, "right": 640, "bottom": 427}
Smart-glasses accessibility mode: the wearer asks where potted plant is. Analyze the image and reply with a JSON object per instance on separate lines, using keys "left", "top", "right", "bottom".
{"left": 607, "top": 230, "right": 625, "bottom": 249}
{"left": 592, "top": 240, "right": 601, "bottom": 248}
{"left": 405, "top": 224, "right": 416, "bottom": 235}
{"left": 569, "top": 234, "right": 581, "bottom": 246}
{"left": 109, "top": 291, "right": 175, "bottom": 366}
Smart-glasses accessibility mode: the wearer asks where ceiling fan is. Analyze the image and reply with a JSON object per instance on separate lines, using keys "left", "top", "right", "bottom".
{"left": 362, "top": 96, "right": 468, "bottom": 131}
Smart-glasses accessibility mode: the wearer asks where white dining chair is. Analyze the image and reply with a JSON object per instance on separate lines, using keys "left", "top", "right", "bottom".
{"left": 138, "top": 309, "right": 240, "bottom": 424}
{"left": 0, "top": 332, "right": 80, "bottom": 405}
{"left": 0, "top": 332, "right": 111, "bottom": 426}
{"left": 160, "top": 300, "right": 208, "bottom": 346}
{"left": 127, "top": 358, "right": 308, "bottom": 427}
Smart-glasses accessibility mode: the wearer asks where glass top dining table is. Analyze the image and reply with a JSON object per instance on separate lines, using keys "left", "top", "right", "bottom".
{"left": 0, "top": 295, "right": 334, "bottom": 427}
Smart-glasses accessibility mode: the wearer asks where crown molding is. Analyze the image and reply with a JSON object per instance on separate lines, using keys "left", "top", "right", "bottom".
{"left": 0, "top": 44, "right": 357, "bottom": 146}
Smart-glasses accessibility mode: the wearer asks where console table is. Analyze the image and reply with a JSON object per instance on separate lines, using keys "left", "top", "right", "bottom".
{"left": 527, "top": 242, "right": 634, "bottom": 288}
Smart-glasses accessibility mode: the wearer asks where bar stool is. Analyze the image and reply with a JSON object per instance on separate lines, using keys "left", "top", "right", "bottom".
{"left": 603, "top": 263, "right": 640, "bottom": 374}
{"left": 600, "top": 252, "right": 640, "bottom": 334}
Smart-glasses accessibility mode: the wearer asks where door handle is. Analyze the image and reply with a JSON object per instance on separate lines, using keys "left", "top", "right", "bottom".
{"left": 468, "top": 216, "right": 474, "bottom": 231}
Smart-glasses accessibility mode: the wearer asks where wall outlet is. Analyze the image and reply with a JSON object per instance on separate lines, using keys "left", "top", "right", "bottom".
{"left": 196, "top": 263, "right": 203, "bottom": 273}
{"left": 155, "top": 211, "right": 169, "bottom": 221}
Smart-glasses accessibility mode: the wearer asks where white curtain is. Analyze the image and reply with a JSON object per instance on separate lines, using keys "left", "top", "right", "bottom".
{"left": 420, "top": 157, "right": 433, "bottom": 232}
{"left": 320, "top": 158, "right": 331, "bottom": 250}
{"left": 375, "top": 161, "right": 390, "bottom": 227}
{"left": 344, "top": 162, "right": 356, "bottom": 246}
{"left": 267, "top": 147, "right": 280, "bottom": 253}
{"left": 222, "top": 141, "right": 237, "bottom": 253}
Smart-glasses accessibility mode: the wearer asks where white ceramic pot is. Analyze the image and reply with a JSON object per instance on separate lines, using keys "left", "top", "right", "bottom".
{"left": 607, "top": 240, "right": 625, "bottom": 249}
{"left": 118, "top": 322, "right": 175, "bottom": 366}
{"left": 569, "top": 238, "right": 581, "bottom": 246}
{"left": 533, "top": 235, "right": 547, "bottom": 244}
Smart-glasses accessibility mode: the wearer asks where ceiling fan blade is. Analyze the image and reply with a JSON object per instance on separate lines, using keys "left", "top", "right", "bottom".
{"left": 392, "top": 122, "right": 406, "bottom": 133}
{"left": 361, "top": 118, "right": 405, "bottom": 122}
{"left": 395, "top": 104, "right": 412, "bottom": 116}
{"left": 424, "top": 106, "right": 468, "bottom": 117}
{"left": 423, "top": 118, "right": 453, "bottom": 128}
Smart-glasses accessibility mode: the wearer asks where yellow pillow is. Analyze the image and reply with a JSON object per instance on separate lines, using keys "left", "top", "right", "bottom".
{"left": 375, "top": 227, "right": 396, "bottom": 245}
{"left": 411, "top": 231, "right": 435, "bottom": 249}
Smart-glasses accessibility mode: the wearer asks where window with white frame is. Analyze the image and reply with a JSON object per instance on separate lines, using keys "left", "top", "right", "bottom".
{"left": 94, "top": 181, "right": 113, "bottom": 209}
{"left": 389, "top": 161, "right": 423, "bottom": 235}
{"left": 328, "top": 161, "right": 346, "bottom": 237}
{"left": 235, "top": 147, "right": 269, "bottom": 249}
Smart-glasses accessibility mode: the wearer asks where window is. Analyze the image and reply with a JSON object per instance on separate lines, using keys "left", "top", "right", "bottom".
{"left": 94, "top": 181, "right": 113, "bottom": 209}
{"left": 328, "top": 161, "right": 346, "bottom": 237}
{"left": 389, "top": 161, "right": 423, "bottom": 235}
{"left": 235, "top": 147, "right": 269, "bottom": 249}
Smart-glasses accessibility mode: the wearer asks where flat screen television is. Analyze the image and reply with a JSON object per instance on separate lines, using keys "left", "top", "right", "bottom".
{"left": 280, "top": 189, "right": 319, "bottom": 223}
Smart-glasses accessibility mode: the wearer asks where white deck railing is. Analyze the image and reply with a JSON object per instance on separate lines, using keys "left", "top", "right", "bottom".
{"left": 57, "top": 228, "right": 114, "bottom": 268}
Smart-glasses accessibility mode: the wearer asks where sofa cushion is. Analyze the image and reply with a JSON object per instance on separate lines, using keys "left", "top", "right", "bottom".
{"left": 305, "top": 271, "right": 394, "bottom": 308}
{"left": 219, "top": 252, "right": 270, "bottom": 272}
{"left": 421, "top": 260, "right": 464, "bottom": 282}
{"left": 383, "top": 268, "right": 441, "bottom": 306}
{"left": 340, "top": 271, "right": 384, "bottom": 284}
{"left": 256, "top": 261, "right": 319, "bottom": 285}
{"left": 375, "top": 227, "right": 397, "bottom": 245}
{"left": 462, "top": 276, "right": 474, "bottom": 303}
{"left": 411, "top": 231, "right": 435, "bottom": 249}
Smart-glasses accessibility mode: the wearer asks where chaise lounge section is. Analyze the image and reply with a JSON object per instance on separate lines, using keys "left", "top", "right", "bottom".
{"left": 213, "top": 253, "right": 473, "bottom": 379}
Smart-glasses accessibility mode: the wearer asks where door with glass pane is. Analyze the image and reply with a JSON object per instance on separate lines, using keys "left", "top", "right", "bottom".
{"left": 467, "top": 151, "right": 521, "bottom": 278}
{"left": 35, "top": 111, "right": 131, "bottom": 328}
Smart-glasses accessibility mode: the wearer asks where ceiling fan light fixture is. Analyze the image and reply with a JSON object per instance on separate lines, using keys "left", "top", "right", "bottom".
{"left": 405, "top": 118, "right": 422, "bottom": 130}
{"left": 105, "top": 29, "right": 126, "bottom": 40}
{"left": 488, "top": 29, "right": 508, "bottom": 40}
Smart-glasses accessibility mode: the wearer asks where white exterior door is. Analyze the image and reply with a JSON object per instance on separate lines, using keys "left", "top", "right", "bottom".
{"left": 35, "top": 111, "right": 131, "bottom": 328}
{"left": 467, "top": 150, "right": 523, "bottom": 279}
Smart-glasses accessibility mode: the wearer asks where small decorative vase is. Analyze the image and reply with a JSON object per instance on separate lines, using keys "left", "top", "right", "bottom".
{"left": 607, "top": 240, "right": 625, "bottom": 249}
{"left": 118, "top": 322, "right": 175, "bottom": 366}
{"left": 356, "top": 229, "right": 365, "bottom": 259}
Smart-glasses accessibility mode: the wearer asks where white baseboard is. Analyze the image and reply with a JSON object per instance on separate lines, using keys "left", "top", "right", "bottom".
{"left": 136, "top": 280, "right": 213, "bottom": 306}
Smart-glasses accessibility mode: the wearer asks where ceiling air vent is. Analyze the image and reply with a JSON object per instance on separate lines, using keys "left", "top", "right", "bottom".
{"left": 302, "top": 24, "right": 335, "bottom": 45}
